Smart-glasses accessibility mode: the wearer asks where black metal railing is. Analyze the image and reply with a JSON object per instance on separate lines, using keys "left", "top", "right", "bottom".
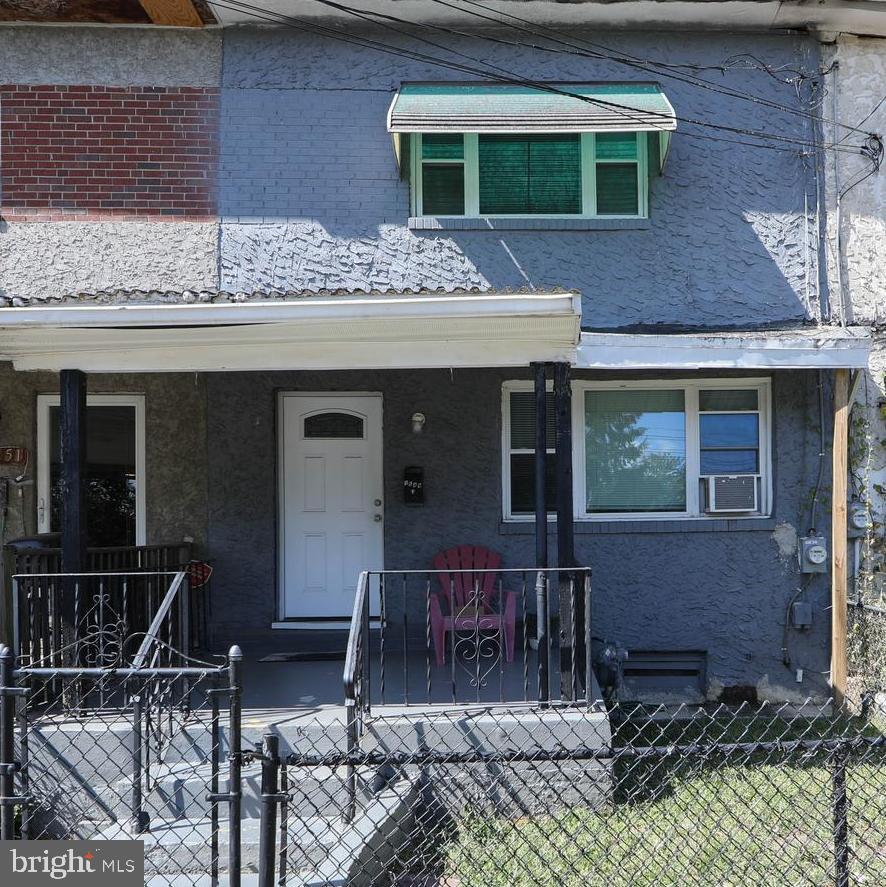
{"left": 10, "top": 569, "right": 194, "bottom": 675}
{"left": 344, "top": 567, "right": 593, "bottom": 720}
{"left": 2, "top": 542, "right": 211, "bottom": 653}
{"left": 0, "top": 643, "right": 244, "bottom": 883}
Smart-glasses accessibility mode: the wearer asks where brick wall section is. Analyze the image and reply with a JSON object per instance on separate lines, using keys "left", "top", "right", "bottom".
{"left": 0, "top": 85, "right": 219, "bottom": 221}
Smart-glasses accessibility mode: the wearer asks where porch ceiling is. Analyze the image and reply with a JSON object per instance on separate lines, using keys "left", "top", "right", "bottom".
{"left": 0, "top": 290, "right": 582, "bottom": 372}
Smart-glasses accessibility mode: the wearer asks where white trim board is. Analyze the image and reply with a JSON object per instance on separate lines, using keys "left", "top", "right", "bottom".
{"left": 0, "top": 294, "right": 581, "bottom": 372}
{"left": 576, "top": 329, "right": 871, "bottom": 370}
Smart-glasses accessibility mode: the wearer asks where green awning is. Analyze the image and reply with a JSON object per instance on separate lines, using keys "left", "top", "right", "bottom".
{"left": 388, "top": 82, "right": 675, "bottom": 174}
{"left": 387, "top": 82, "right": 677, "bottom": 134}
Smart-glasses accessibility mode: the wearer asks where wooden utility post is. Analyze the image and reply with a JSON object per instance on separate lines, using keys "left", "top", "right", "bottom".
{"left": 831, "top": 368, "right": 850, "bottom": 709}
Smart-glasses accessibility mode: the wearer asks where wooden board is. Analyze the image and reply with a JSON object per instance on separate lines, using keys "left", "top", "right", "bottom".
{"left": 138, "top": 0, "right": 202, "bottom": 27}
{"left": 831, "top": 368, "right": 850, "bottom": 708}
{"left": 0, "top": 0, "right": 212, "bottom": 24}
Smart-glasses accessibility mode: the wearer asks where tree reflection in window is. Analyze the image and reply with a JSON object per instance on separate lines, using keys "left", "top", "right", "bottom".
{"left": 584, "top": 390, "right": 687, "bottom": 513}
{"left": 49, "top": 405, "right": 137, "bottom": 547}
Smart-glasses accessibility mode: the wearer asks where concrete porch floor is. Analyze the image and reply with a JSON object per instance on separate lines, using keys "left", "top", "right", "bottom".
{"left": 214, "top": 630, "right": 586, "bottom": 739}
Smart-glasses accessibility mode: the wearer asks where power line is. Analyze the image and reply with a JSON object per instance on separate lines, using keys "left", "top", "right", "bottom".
{"left": 210, "top": 0, "right": 866, "bottom": 157}
{"left": 427, "top": 0, "right": 875, "bottom": 140}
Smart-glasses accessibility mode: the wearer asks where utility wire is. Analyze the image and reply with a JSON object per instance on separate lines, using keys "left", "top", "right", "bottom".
{"left": 427, "top": 0, "right": 877, "bottom": 140}
{"left": 210, "top": 0, "right": 867, "bottom": 156}
{"left": 303, "top": 0, "right": 859, "bottom": 152}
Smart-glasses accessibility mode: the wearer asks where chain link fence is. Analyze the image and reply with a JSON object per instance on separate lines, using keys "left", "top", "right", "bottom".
{"left": 3, "top": 639, "right": 886, "bottom": 886}
{"left": 0, "top": 641, "right": 243, "bottom": 886}
{"left": 253, "top": 700, "right": 886, "bottom": 887}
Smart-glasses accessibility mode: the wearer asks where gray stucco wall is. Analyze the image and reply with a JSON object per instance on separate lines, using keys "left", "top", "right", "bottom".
{"left": 206, "top": 367, "right": 832, "bottom": 701}
{"left": 0, "top": 363, "right": 208, "bottom": 548}
{"left": 219, "top": 27, "right": 820, "bottom": 329}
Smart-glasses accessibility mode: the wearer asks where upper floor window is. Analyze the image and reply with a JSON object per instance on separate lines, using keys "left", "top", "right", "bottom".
{"left": 413, "top": 132, "right": 647, "bottom": 219}
{"left": 388, "top": 82, "right": 675, "bottom": 222}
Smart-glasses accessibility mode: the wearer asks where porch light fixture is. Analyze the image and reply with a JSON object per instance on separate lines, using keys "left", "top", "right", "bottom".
{"left": 411, "top": 412, "right": 426, "bottom": 434}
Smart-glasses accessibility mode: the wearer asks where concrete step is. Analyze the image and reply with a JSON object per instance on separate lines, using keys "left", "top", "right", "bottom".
{"left": 92, "top": 814, "right": 342, "bottom": 876}
{"left": 96, "top": 760, "right": 371, "bottom": 821}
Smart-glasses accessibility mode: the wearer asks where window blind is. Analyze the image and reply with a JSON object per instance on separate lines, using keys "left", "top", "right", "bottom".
{"left": 509, "top": 391, "right": 557, "bottom": 514}
{"left": 479, "top": 134, "right": 581, "bottom": 215}
{"left": 421, "top": 134, "right": 465, "bottom": 215}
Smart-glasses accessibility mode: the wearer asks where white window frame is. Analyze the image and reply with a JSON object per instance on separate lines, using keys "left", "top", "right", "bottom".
{"left": 412, "top": 132, "right": 648, "bottom": 220}
{"left": 502, "top": 378, "right": 772, "bottom": 522}
{"left": 36, "top": 393, "right": 147, "bottom": 545}
{"left": 501, "top": 380, "right": 557, "bottom": 521}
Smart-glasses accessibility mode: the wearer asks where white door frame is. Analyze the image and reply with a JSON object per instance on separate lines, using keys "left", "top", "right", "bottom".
{"left": 276, "top": 391, "right": 384, "bottom": 626}
{"left": 36, "top": 393, "right": 147, "bottom": 545}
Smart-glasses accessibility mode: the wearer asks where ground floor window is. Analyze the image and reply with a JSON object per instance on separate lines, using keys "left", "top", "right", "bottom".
{"left": 502, "top": 379, "right": 771, "bottom": 521}
{"left": 36, "top": 394, "right": 146, "bottom": 546}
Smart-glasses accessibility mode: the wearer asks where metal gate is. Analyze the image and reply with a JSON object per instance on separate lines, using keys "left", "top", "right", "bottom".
{"left": 0, "top": 644, "right": 244, "bottom": 887}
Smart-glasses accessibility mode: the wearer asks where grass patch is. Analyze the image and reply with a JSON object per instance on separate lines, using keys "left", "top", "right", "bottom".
{"left": 440, "top": 713, "right": 886, "bottom": 886}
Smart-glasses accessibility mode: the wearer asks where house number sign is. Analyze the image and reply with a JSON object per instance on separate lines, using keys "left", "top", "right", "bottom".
{"left": 0, "top": 447, "right": 28, "bottom": 465}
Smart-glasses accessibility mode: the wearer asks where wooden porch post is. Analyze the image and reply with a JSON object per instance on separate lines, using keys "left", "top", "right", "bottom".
{"left": 60, "top": 369, "right": 88, "bottom": 578}
{"left": 831, "top": 368, "right": 850, "bottom": 709}
{"left": 554, "top": 362, "right": 578, "bottom": 701}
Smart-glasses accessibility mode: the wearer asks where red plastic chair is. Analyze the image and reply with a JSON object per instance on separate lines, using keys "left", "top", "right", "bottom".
{"left": 430, "top": 545, "right": 517, "bottom": 666}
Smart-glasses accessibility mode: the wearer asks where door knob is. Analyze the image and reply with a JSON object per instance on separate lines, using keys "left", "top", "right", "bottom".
{"left": 374, "top": 514, "right": 383, "bottom": 522}
{"left": 374, "top": 499, "right": 382, "bottom": 507}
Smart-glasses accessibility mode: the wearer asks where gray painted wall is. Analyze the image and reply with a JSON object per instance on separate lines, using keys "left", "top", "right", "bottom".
{"left": 218, "top": 27, "right": 820, "bottom": 329}
{"left": 0, "top": 363, "right": 208, "bottom": 548}
{"left": 206, "top": 367, "right": 832, "bottom": 701}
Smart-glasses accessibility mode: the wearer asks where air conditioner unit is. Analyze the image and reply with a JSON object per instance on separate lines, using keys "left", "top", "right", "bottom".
{"left": 703, "top": 475, "right": 758, "bottom": 513}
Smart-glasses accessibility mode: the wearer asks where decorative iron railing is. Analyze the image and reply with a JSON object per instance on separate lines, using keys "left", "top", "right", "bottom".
{"left": 0, "top": 642, "right": 244, "bottom": 883}
{"left": 344, "top": 566, "right": 593, "bottom": 721}
{"left": 2, "top": 542, "right": 212, "bottom": 658}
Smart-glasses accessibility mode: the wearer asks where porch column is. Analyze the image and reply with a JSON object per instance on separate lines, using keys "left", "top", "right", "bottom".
{"left": 59, "top": 369, "right": 88, "bottom": 577}
{"left": 554, "top": 362, "right": 579, "bottom": 701}
{"left": 532, "top": 362, "right": 548, "bottom": 569}
{"left": 831, "top": 368, "right": 850, "bottom": 709}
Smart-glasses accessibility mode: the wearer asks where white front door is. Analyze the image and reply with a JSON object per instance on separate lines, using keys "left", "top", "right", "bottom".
{"left": 279, "top": 393, "right": 384, "bottom": 620}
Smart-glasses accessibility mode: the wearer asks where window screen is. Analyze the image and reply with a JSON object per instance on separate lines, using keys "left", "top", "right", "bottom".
{"left": 595, "top": 133, "right": 640, "bottom": 215}
{"left": 421, "top": 134, "right": 465, "bottom": 215}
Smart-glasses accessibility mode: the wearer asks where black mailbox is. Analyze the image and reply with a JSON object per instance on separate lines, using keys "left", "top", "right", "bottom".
{"left": 403, "top": 466, "right": 424, "bottom": 505}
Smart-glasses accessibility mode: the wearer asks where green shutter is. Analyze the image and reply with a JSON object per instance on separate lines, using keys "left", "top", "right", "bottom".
{"left": 479, "top": 134, "right": 581, "bottom": 215}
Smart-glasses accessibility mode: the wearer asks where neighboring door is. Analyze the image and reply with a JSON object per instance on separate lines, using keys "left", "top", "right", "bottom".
{"left": 279, "top": 393, "right": 383, "bottom": 621}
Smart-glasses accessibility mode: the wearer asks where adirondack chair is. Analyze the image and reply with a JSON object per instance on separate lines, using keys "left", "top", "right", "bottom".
{"left": 430, "top": 545, "right": 517, "bottom": 667}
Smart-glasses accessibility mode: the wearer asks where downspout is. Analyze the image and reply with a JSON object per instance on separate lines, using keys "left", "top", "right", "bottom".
{"left": 813, "top": 55, "right": 834, "bottom": 324}
{"left": 831, "top": 59, "right": 849, "bottom": 326}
